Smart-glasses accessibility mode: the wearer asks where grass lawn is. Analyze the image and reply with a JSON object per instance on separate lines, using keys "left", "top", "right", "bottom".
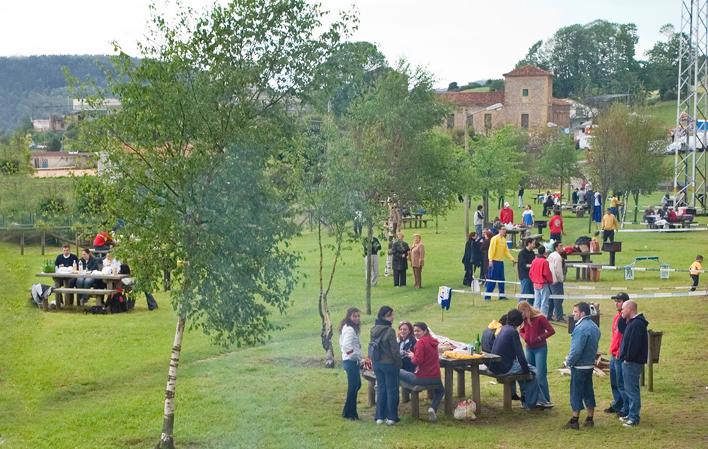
{"left": 1, "top": 196, "right": 706, "bottom": 449}
{"left": 647, "top": 100, "right": 676, "bottom": 129}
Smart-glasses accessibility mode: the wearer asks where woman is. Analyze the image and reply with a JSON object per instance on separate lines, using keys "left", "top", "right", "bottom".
{"left": 410, "top": 234, "right": 425, "bottom": 288}
{"left": 400, "top": 322, "right": 445, "bottom": 421}
{"left": 370, "top": 306, "right": 401, "bottom": 425}
{"left": 517, "top": 301, "right": 556, "bottom": 405}
{"left": 480, "top": 230, "right": 492, "bottom": 283}
{"left": 398, "top": 321, "right": 416, "bottom": 372}
{"left": 339, "top": 307, "right": 363, "bottom": 420}
{"left": 461, "top": 232, "right": 479, "bottom": 286}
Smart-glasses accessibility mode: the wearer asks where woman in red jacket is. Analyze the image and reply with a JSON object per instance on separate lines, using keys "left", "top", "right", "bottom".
{"left": 400, "top": 322, "right": 444, "bottom": 421}
{"left": 518, "top": 301, "right": 556, "bottom": 405}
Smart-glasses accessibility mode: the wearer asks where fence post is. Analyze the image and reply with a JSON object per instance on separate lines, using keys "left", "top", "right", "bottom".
{"left": 75, "top": 233, "right": 80, "bottom": 255}
{"left": 20, "top": 231, "right": 25, "bottom": 255}
{"left": 41, "top": 231, "right": 46, "bottom": 255}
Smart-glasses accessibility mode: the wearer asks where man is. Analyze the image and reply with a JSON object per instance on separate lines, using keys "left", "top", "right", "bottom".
{"left": 390, "top": 232, "right": 410, "bottom": 287}
{"left": 388, "top": 203, "right": 402, "bottom": 234}
{"left": 500, "top": 202, "right": 514, "bottom": 225}
{"left": 474, "top": 205, "right": 484, "bottom": 237}
{"left": 489, "top": 309, "right": 552, "bottom": 410}
{"left": 604, "top": 293, "right": 629, "bottom": 415}
{"left": 564, "top": 302, "right": 601, "bottom": 430}
{"left": 518, "top": 185, "right": 525, "bottom": 208}
{"left": 529, "top": 246, "right": 553, "bottom": 312}
{"left": 54, "top": 244, "right": 79, "bottom": 305}
{"left": 543, "top": 191, "right": 554, "bottom": 217}
{"left": 76, "top": 248, "right": 100, "bottom": 305}
{"left": 517, "top": 239, "right": 536, "bottom": 303}
{"left": 484, "top": 227, "right": 516, "bottom": 301}
{"left": 601, "top": 208, "right": 619, "bottom": 243}
{"left": 572, "top": 188, "right": 579, "bottom": 206}
{"left": 547, "top": 241, "right": 565, "bottom": 321}
{"left": 548, "top": 209, "right": 564, "bottom": 242}
{"left": 363, "top": 235, "right": 381, "bottom": 286}
{"left": 618, "top": 300, "right": 649, "bottom": 427}
{"left": 593, "top": 191, "right": 603, "bottom": 225}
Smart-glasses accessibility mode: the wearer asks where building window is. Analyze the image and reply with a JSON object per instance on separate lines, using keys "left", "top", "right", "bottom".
{"left": 522, "top": 88, "right": 529, "bottom": 97}
{"left": 521, "top": 113, "right": 529, "bottom": 128}
{"left": 484, "top": 113, "right": 492, "bottom": 131}
{"left": 446, "top": 114, "right": 454, "bottom": 129}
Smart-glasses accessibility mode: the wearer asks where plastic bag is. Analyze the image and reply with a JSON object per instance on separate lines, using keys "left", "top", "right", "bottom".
{"left": 453, "top": 398, "right": 477, "bottom": 420}
{"left": 471, "top": 279, "right": 481, "bottom": 293}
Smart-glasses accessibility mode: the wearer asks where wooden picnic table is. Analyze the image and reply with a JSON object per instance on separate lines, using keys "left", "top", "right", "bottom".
{"left": 36, "top": 272, "right": 127, "bottom": 311}
{"left": 440, "top": 353, "right": 501, "bottom": 415}
{"left": 566, "top": 252, "right": 602, "bottom": 281}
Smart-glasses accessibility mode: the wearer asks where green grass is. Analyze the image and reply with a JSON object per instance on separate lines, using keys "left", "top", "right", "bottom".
{"left": 1, "top": 196, "right": 706, "bottom": 449}
{"left": 647, "top": 100, "right": 676, "bottom": 129}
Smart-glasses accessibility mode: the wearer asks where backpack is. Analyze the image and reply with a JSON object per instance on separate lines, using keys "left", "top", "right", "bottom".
{"left": 368, "top": 333, "right": 385, "bottom": 362}
{"left": 109, "top": 291, "right": 129, "bottom": 313}
{"left": 84, "top": 305, "right": 108, "bottom": 315}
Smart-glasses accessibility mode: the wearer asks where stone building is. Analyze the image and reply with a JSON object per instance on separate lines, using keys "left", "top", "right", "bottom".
{"left": 440, "top": 65, "right": 571, "bottom": 133}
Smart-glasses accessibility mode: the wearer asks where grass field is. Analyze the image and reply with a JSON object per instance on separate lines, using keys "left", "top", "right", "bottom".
{"left": 1, "top": 195, "right": 706, "bottom": 449}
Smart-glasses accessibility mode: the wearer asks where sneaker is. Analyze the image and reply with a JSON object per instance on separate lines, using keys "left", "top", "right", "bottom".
{"left": 563, "top": 419, "right": 580, "bottom": 430}
{"left": 618, "top": 416, "right": 630, "bottom": 423}
{"left": 427, "top": 407, "right": 437, "bottom": 422}
{"left": 385, "top": 419, "right": 396, "bottom": 426}
{"left": 604, "top": 406, "right": 617, "bottom": 414}
{"left": 583, "top": 417, "right": 594, "bottom": 427}
{"left": 375, "top": 419, "right": 384, "bottom": 425}
{"left": 511, "top": 393, "right": 522, "bottom": 401}
{"left": 540, "top": 401, "right": 554, "bottom": 408}
{"left": 623, "top": 420, "right": 638, "bottom": 427}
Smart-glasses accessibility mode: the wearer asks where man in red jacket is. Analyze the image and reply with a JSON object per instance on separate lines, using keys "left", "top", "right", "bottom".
{"left": 529, "top": 246, "right": 554, "bottom": 316}
{"left": 500, "top": 202, "right": 514, "bottom": 224}
{"left": 605, "top": 292, "right": 628, "bottom": 414}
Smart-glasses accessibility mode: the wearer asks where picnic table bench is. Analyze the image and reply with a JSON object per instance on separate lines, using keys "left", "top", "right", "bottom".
{"left": 401, "top": 216, "right": 429, "bottom": 229}
{"left": 479, "top": 366, "right": 535, "bottom": 411}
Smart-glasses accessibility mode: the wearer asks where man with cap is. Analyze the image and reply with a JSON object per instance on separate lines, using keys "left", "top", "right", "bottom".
{"left": 618, "top": 300, "right": 649, "bottom": 427}
{"left": 605, "top": 292, "right": 629, "bottom": 415}
{"left": 500, "top": 202, "right": 514, "bottom": 225}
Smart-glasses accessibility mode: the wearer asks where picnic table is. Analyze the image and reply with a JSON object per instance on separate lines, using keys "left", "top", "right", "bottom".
{"left": 36, "top": 271, "right": 127, "bottom": 311}
{"left": 401, "top": 215, "right": 429, "bottom": 229}
{"left": 566, "top": 251, "right": 602, "bottom": 281}
{"left": 439, "top": 353, "right": 501, "bottom": 415}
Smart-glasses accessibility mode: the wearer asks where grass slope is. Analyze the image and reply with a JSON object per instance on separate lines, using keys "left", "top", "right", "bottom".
{"left": 0, "top": 197, "right": 706, "bottom": 449}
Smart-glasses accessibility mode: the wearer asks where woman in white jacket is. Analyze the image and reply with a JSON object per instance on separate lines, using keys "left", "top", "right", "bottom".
{"left": 339, "top": 307, "right": 363, "bottom": 420}
{"left": 547, "top": 241, "right": 566, "bottom": 321}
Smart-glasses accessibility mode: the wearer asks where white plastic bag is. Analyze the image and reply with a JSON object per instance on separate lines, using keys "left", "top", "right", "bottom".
{"left": 471, "top": 279, "right": 481, "bottom": 293}
{"left": 453, "top": 398, "right": 477, "bottom": 420}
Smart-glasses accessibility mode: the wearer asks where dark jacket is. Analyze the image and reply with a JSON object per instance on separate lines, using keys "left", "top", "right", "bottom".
{"left": 399, "top": 336, "right": 417, "bottom": 372}
{"left": 517, "top": 247, "right": 535, "bottom": 280}
{"left": 79, "top": 256, "right": 99, "bottom": 272}
{"left": 363, "top": 237, "right": 382, "bottom": 256}
{"left": 619, "top": 313, "right": 649, "bottom": 364}
{"left": 390, "top": 240, "right": 410, "bottom": 271}
{"left": 370, "top": 319, "right": 402, "bottom": 368}
{"left": 462, "top": 238, "right": 482, "bottom": 268}
{"left": 489, "top": 325, "right": 529, "bottom": 375}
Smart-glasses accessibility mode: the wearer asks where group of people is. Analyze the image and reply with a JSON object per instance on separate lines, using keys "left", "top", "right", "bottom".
{"left": 365, "top": 231, "right": 426, "bottom": 289}
{"left": 339, "top": 306, "right": 444, "bottom": 424}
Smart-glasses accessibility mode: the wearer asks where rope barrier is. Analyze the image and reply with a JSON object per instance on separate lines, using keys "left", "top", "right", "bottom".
{"left": 449, "top": 289, "right": 708, "bottom": 300}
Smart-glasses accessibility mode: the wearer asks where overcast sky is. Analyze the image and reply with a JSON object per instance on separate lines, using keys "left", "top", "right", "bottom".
{"left": 0, "top": 0, "right": 678, "bottom": 87}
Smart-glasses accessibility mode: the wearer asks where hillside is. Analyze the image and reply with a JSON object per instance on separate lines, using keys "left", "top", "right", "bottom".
{"left": 0, "top": 55, "right": 111, "bottom": 131}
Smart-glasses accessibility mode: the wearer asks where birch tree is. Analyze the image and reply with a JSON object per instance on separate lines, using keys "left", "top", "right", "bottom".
{"left": 78, "top": 1, "right": 350, "bottom": 447}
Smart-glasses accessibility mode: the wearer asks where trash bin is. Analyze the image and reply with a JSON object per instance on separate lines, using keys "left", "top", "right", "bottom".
{"left": 649, "top": 330, "right": 663, "bottom": 363}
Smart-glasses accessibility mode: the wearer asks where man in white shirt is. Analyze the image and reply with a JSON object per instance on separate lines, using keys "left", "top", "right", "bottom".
{"left": 547, "top": 241, "right": 565, "bottom": 321}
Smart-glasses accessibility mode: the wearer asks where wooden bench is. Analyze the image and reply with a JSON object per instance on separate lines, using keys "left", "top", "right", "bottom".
{"left": 52, "top": 287, "right": 117, "bottom": 307}
{"left": 479, "top": 367, "right": 534, "bottom": 411}
{"left": 400, "top": 381, "right": 439, "bottom": 419}
{"left": 401, "top": 216, "right": 429, "bottom": 229}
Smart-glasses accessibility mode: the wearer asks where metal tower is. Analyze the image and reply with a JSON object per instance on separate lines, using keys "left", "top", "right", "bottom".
{"left": 674, "top": 0, "right": 708, "bottom": 211}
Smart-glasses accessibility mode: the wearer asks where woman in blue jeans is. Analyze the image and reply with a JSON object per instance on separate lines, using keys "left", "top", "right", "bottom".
{"left": 339, "top": 308, "right": 363, "bottom": 420}
{"left": 518, "top": 301, "right": 556, "bottom": 405}
{"left": 370, "top": 306, "right": 401, "bottom": 425}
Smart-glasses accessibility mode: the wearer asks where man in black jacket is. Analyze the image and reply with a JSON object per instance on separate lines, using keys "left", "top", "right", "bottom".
{"left": 517, "top": 239, "right": 536, "bottom": 304}
{"left": 618, "top": 300, "right": 648, "bottom": 427}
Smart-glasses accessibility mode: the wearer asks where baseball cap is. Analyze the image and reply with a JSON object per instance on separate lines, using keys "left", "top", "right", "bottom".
{"left": 611, "top": 292, "right": 629, "bottom": 302}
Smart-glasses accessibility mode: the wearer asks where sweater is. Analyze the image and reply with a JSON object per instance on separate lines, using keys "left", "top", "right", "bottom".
{"left": 370, "top": 319, "right": 402, "bottom": 367}
{"left": 609, "top": 311, "right": 627, "bottom": 358}
{"left": 602, "top": 213, "right": 618, "bottom": 231}
{"left": 519, "top": 315, "right": 555, "bottom": 349}
{"left": 489, "top": 325, "right": 529, "bottom": 375}
{"left": 549, "top": 215, "right": 564, "bottom": 234}
{"left": 410, "top": 334, "right": 441, "bottom": 378}
{"left": 547, "top": 251, "right": 565, "bottom": 283}
{"left": 55, "top": 253, "right": 79, "bottom": 269}
{"left": 619, "top": 313, "right": 649, "bottom": 364}
{"left": 339, "top": 325, "right": 362, "bottom": 361}
{"left": 500, "top": 207, "right": 514, "bottom": 224}
{"left": 529, "top": 256, "right": 553, "bottom": 288}
{"left": 488, "top": 234, "right": 514, "bottom": 262}
{"left": 517, "top": 247, "right": 535, "bottom": 280}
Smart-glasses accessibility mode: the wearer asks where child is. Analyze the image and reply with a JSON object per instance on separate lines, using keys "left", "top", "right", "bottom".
{"left": 690, "top": 255, "right": 703, "bottom": 292}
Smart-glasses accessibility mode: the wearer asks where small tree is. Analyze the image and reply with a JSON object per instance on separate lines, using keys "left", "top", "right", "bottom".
{"left": 539, "top": 135, "right": 580, "bottom": 202}
{"left": 78, "top": 2, "right": 349, "bottom": 448}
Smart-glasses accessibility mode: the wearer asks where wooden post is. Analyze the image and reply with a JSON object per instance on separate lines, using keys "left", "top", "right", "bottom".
{"left": 444, "top": 366, "right": 454, "bottom": 415}
{"left": 640, "top": 365, "right": 645, "bottom": 386}
{"left": 75, "top": 233, "right": 80, "bottom": 255}
{"left": 367, "top": 380, "right": 375, "bottom": 407}
{"left": 647, "top": 331, "right": 654, "bottom": 392}
{"left": 410, "top": 391, "right": 420, "bottom": 419}
{"left": 471, "top": 365, "right": 481, "bottom": 414}
{"left": 41, "top": 231, "right": 46, "bottom": 255}
{"left": 20, "top": 232, "right": 25, "bottom": 255}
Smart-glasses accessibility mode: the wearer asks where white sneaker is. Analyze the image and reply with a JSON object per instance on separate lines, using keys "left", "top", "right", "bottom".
{"left": 619, "top": 416, "right": 630, "bottom": 423}
{"left": 375, "top": 419, "right": 384, "bottom": 425}
{"left": 385, "top": 419, "right": 396, "bottom": 426}
{"left": 623, "top": 420, "right": 638, "bottom": 427}
{"left": 427, "top": 407, "right": 437, "bottom": 422}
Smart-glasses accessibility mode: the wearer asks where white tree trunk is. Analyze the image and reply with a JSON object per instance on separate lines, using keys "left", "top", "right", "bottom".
{"left": 155, "top": 316, "right": 186, "bottom": 449}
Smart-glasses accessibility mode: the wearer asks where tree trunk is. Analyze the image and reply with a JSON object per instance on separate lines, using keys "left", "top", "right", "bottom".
{"left": 483, "top": 190, "right": 490, "bottom": 227}
{"left": 317, "top": 220, "right": 338, "bottom": 368}
{"left": 559, "top": 176, "right": 564, "bottom": 206}
{"left": 155, "top": 315, "right": 186, "bottom": 449}
{"left": 365, "top": 222, "right": 373, "bottom": 315}
{"left": 463, "top": 194, "right": 470, "bottom": 237}
{"left": 633, "top": 191, "right": 640, "bottom": 224}
{"left": 435, "top": 214, "right": 439, "bottom": 234}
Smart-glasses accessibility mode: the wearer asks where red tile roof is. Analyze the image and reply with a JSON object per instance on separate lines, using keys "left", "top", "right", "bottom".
{"left": 439, "top": 91, "right": 505, "bottom": 107}
{"left": 503, "top": 65, "right": 553, "bottom": 77}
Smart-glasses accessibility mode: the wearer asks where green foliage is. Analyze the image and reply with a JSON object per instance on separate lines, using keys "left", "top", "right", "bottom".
{"left": 447, "top": 81, "right": 459, "bottom": 91}
{"left": 82, "top": 0, "right": 350, "bottom": 346}
{"left": 37, "top": 195, "right": 68, "bottom": 218}
{"left": 0, "top": 132, "right": 32, "bottom": 175}
{"left": 643, "top": 24, "right": 688, "bottom": 100}
{"left": 538, "top": 135, "right": 580, "bottom": 199}
{"left": 41, "top": 259, "right": 55, "bottom": 273}
{"left": 484, "top": 78, "right": 504, "bottom": 91}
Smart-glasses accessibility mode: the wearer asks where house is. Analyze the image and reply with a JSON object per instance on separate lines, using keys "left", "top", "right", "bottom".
{"left": 32, "top": 115, "right": 67, "bottom": 132}
{"left": 440, "top": 65, "right": 572, "bottom": 133}
{"left": 30, "top": 151, "right": 93, "bottom": 171}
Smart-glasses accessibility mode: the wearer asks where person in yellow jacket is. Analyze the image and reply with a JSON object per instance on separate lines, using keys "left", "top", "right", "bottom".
{"left": 690, "top": 255, "right": 703, "bottom": 291}
{"left": 601, "top": 208, "right": 619, "bottom": 243}
{"left": 484, "top": 227, "right": 517, "bottom": 301}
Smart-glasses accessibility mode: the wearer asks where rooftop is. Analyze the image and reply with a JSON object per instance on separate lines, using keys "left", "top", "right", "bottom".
{"left": 439, "top": 91, "right": 505, "bottom": 107}
{"left": 503, "top": 65, "right": 553, "bottom": 77}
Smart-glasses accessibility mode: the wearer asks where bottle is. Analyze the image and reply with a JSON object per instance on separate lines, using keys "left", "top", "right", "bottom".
{"left": 72, "top": 260, "right": 77, "bottom": 272}
{"left": 469, "top": 342, "right": 475, "bottom": 355}
{"left": 475, "top": 333, "right": 482, "bottom": 354}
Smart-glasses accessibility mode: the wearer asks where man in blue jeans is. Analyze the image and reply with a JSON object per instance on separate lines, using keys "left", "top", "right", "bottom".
{"left": 618, "top": 300, "right": 649, "bottom": 427}
{"left": 604, "top": 293, "right": 628, "bottom": 415}
{"left": 517, "top": 238, "right": 536, "bottom": 303}
{"left": 564, "top": 302, "right": 601, "bottom": 429}
{"left": 485, "top": 227, "right": 516, "bottom": 300}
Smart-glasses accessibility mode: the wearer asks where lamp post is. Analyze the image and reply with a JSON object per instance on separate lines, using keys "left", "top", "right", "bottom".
{"left": 463, "top": 102, "right": 503, "bottom": 237}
